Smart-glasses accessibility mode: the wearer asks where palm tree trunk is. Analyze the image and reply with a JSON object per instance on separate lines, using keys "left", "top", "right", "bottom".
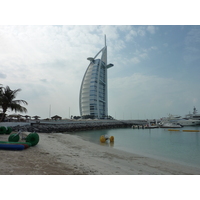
{"left": 0, "top": 112, "right": 5, "bottom": 122}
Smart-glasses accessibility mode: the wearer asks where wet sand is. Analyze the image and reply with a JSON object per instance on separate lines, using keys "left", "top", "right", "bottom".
{"left": 0, "top": 132, "right": 200, "bottom": 175}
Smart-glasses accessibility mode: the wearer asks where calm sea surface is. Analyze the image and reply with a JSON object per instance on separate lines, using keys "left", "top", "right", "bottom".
{"left": 69, "top": 126, "right": 200, "bottom": 168}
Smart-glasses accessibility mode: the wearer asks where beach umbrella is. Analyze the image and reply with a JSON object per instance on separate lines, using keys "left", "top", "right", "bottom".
{"left": 23, "top": 115, "right": 31, "bottom": 119}
{"left": 7, "top": 114, "right": 22, "bottom": 121}
{"left": 32, "top": 115, "right": 41, "bottom": 120}
{"left": 8, "top": 114, "right": 22, "bottom": 119}
{"left": 51, "top": 115, "right": 62, "bottom": 120}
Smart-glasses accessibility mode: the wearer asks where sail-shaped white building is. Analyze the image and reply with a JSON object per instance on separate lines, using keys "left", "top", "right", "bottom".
{"left": 79, "top": 36, "right": 114, "bottom": 119}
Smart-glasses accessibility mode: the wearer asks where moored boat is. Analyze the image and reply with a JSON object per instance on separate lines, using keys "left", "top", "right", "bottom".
{"left": 159, "top": 122, "right": 183, "bottom": 128}
{"left": 160, "top": 114, "right": 200, "bottom": 126}
{"left": 176, "top": 119, "right": 200, "bottom": 126}
{"left": 144, "top": 120, "right": 159, "bottom": 129}
{"left": 185, "top": 107, "right": 200, "bottom": 120}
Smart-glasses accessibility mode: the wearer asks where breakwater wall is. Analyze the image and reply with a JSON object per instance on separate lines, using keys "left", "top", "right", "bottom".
{"left": 9, "top": 120, "right": 147, "bottom": 133}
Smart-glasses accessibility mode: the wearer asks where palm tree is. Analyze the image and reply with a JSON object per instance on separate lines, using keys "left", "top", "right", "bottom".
{"left": 0, "top": 86, "right": 28, "bottom": 122}
{"left": 0, "top": 84, "right": 3, "bottom": 114}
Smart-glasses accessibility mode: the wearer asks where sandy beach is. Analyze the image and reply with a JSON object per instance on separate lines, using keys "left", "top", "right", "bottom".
{"left": 0, "top": 132, "right": 200, "bottom": 175}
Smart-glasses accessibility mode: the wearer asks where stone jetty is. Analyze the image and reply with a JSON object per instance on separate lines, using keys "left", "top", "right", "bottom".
{"left": 6, "top": 119, "right": 147, "bottom": 133}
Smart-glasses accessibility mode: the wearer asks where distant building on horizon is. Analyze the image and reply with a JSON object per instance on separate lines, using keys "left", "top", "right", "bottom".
{"left": 79, "top": 36, "right": 114, "bottom": 119}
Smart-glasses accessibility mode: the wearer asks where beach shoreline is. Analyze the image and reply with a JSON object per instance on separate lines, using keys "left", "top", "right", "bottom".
{"left": 0, "top": 132, "right": 200, "bottom": 175}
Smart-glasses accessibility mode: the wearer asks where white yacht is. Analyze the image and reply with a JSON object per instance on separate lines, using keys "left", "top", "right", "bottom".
{"left": 185, "top": 107, "right": 200, "bottom": 120}
{"left": 159, "top": 116, "right": 183, "bottom": 128}
{"left": 175, "top": 118, "right": 200, "bottom": 126}
{"left": 159, "top": 122, "right": 183, "bottom": 128}
{"left": 163, "top": 114, "right": 200, "bottom": 126}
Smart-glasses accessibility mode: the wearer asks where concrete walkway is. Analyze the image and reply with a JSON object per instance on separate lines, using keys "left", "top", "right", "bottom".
{"left": 0, "top": 122, "right": 31, "bottom": 127}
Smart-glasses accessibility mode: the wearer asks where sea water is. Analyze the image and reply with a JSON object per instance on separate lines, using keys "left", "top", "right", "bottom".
{"left": 69, "top": 126, "right": 200, "bottom": 168}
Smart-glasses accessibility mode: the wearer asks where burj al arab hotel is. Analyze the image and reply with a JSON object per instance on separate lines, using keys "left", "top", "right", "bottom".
{"left": 79, "top": 36, "right": 114, "bottom": 119}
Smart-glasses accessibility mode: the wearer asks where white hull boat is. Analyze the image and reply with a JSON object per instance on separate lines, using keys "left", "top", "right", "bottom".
{"left": 162, "top": 114, "right": 200, "bottom": 126}
{"left": 175, "top": 119, "right": 200, "bottom": 126}
{"left": 159, "top": 122, "right": 183, "bottom": 128}
{"left": 185, "top": 107, "right": 200, "bottom": 120}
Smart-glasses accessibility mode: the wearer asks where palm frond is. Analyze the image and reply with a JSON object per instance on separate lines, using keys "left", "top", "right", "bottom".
{"left": 10, "top": 103, "right": 28, "bottom": 113}
{"left": 12, "top": 100, "right": 28, "bottom": 105}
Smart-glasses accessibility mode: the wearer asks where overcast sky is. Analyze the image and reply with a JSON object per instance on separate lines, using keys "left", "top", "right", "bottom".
{"left": 1, "top": 25, "right": 200, "bottom": 120}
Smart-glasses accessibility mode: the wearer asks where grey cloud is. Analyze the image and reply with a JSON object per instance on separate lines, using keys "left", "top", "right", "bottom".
{"left": 40, "top": 79, "right": 47, "bottom": 83}
{"left": 147, "top": 26, "right": 156, "bottom": 34}
{"left": 0, "top": 72, "right": 6, "bottom": 79}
